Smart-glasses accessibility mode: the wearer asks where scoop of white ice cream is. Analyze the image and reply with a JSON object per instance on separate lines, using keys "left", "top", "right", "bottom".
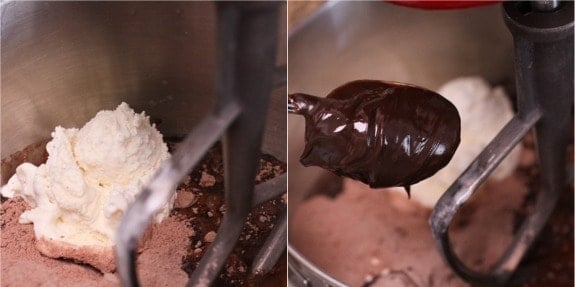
{"left": 405, "top": 77, "right": 521, "bottom": 207}
{"left": 1, "top": 102, "right": 171, "bottom": 247}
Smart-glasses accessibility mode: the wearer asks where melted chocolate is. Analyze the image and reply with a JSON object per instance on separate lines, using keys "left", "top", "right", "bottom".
{"left": 289, "top": 80, "right": 461, "bottom": 193}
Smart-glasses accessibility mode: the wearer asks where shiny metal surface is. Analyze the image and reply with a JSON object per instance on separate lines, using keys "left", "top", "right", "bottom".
{"left": 288, "top": 1, "right": 514, "bottom": 286}
{"left": 117, "top": 100, "right": 242, "bottom": 287}
{"left": 1, "top": 1, "right": 287, "bottom": 175}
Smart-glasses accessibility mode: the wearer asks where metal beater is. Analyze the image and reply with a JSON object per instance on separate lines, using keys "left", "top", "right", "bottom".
{"left": 115, "top": 2, "right": 286, "bottom": 286}
{"left": 430, "top": 0, "right": 573, "bottom": 285}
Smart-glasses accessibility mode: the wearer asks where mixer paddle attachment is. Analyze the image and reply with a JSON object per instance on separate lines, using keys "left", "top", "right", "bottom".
{"left": 429, "top": 1, "right": 573, "bottom": 285}
{"left": 115, "top": 2, "right": 284, "bottom": 287}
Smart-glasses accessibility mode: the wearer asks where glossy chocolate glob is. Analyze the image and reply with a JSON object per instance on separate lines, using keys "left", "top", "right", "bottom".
{"left": 289, "top": 80, "right": 461, "bottom": 193}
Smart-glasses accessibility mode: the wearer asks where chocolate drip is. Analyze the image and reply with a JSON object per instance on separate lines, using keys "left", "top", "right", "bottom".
{"left": 290, "top": 80, "right": 461, "bottom": 191}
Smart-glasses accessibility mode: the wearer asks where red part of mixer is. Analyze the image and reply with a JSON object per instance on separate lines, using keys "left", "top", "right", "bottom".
{"left": 388, "top": 1, "right": 501, "bottom": 10}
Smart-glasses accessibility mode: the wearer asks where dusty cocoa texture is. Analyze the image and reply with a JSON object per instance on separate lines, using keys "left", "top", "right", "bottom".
{"left": 1, "top": 140, "right": 49, "bottom": 186}
{"left": 136, "top": 216, "right": 194, "bottom": 287}
{"left": 172, "top": 142, "right": 287, "bottom": 286}
{"left": 290, "top": 179, "right": 470, "bottom": 287}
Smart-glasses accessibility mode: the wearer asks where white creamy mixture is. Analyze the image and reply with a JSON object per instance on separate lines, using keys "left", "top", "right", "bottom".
{"left": 1, "top": 102, "right": 172, "bottom": 247}
{"left": 406, "top": 77, "right": 521, "bottom": 207}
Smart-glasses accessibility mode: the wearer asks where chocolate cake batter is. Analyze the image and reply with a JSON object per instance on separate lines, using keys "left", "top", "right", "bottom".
{"left": 289, "top": 80, "right": 461, "bottom": 194}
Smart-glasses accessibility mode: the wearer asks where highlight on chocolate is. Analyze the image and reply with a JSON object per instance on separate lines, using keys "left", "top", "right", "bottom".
{"left": 289, "top": 80, "right": 461, "bottom": 196}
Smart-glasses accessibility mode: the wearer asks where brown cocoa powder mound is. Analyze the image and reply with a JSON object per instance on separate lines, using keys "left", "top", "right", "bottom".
{"left": 1, "top": 197, "right": 193, "bottom": 287}
{"left": 1, "top": 198, "right": 110, "bottom": 286}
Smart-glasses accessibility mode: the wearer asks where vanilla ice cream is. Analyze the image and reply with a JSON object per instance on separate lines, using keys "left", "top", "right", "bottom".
{"left": 404, "top": 77, "right": 521, "bottom": 207}
{"left": 1, "top": 102, "right": 171, "bottom": 254}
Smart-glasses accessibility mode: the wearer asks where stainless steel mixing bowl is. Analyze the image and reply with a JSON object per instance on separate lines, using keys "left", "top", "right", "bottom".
{"left": 2, "top": 2, "right": 287, "bottom": 285}
{"left": 1, "top": 1, "right": 287, "bottom": 182}
{"left": 288, "top": 2, "right": 514, "bottom": 286}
